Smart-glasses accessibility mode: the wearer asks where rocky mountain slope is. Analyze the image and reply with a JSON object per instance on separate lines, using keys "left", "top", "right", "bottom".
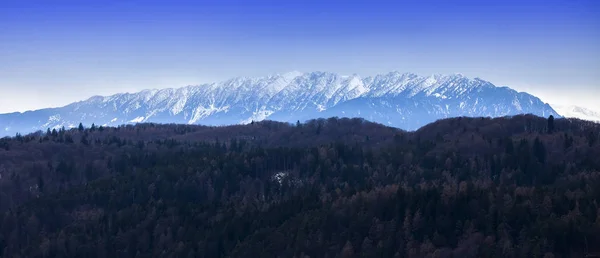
{"left": 0, "top": 71, "right": 559, "bottom": 136}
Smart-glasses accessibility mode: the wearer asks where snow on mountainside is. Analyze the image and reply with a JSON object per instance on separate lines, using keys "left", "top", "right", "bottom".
{"left": 551, "top": 104, "right": 600, "bottom": 122}
{"left": 0, "top": 71, "right": 560, "bottom": 136}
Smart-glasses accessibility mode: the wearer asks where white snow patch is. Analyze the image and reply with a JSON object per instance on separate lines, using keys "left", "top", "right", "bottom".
{"left": 512, "top": 97, "right": 522, "bottom": 111}
{"left": 240, "top": 109, "right": 274, "bottom": 124}
{"left": 170, "top": 96, "right": 187, "bottom": 115}
{"left": 423, "top": 75, "right": 438, "bottom": 87}
{"left": 48, "top": 114, "right": 61, "bottom": 121}
{"left": 348, "top": 76, "right": 368, "bottom": 95}
{"left": 188, "top": 105, "right": 229, "bottom": 124}
{"left": 130, "top": 116, "right": 145, "bottom": 123}
{"left": 125, "top": 102, "right": 142, "bottom": 114}
{"left": 41, "top": 114, "right": 62, "bottom": 128}
{"left": 432, "top": 93, "right": 448, "bottom": 99}
{"left": 316, "top": 104, "right": 326, "bottom": 112}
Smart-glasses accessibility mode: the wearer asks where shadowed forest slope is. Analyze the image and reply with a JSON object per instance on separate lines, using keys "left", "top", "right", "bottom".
{"left": 0, "top": 115, "right": 599, "bottom": 258}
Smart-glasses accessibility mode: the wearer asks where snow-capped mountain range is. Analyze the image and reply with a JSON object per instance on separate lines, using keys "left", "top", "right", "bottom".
{"left": 0, "top": 71, "right": 560, "bottom": 136}
{"left": 550, "top": 104, "right": 600, "bottom": 122}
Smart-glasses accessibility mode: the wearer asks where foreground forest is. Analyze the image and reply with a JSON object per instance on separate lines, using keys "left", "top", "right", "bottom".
{"left": 1, "top": 115, "right": 600, "bottom": 258}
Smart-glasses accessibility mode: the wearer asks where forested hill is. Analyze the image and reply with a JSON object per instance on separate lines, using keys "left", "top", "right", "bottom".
{"left": 1, "top": 115, "right": 600, "bottom": 257}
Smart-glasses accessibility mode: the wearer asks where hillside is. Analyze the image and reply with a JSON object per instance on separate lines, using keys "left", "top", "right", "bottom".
{"left": 0, "top": 115, "right": 599, "bottom": 257}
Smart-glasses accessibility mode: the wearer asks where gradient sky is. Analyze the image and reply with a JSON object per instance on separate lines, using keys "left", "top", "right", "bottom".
{"left": 1, "top": 0, "right": 599, "bottom": 113}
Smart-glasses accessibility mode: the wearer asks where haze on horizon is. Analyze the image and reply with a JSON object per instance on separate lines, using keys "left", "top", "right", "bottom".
{"left": 1, "top": 0, "right": 599, "bottom": 113}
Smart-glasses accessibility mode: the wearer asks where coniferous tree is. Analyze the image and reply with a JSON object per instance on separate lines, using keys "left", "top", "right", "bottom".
{"left": 547, "top": 115, "right": 555, "bottom": 133}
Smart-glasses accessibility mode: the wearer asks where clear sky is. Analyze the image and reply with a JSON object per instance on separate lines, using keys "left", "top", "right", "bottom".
{"left": 1, "top": 0, "right": 599, "bottom": 113}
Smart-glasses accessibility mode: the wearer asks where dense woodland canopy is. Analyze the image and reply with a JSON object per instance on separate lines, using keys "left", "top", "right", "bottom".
{"left": 0, "top": 115, "right": 600, "bottom": 258}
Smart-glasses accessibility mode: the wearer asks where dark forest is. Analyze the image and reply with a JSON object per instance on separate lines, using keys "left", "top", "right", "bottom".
{"left": 0, "top": 115, "right": 599, "bottom": 258}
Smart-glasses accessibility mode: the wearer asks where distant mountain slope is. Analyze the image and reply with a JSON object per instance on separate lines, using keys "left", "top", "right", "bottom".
{"left": 0, "top": 71, "right": 559, "bottom": 136}
{"left": 551, "top": 104, "right": 600, "bottom": 122}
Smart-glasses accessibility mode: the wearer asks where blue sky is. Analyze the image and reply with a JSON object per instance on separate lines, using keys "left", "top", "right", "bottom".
{"left": 1, "top": 0, "right": 599, "bottom": 113}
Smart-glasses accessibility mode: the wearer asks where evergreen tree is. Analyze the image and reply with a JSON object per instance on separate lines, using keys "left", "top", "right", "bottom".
{"left": 547, "top": 115, "right": 555, "bottom": 133}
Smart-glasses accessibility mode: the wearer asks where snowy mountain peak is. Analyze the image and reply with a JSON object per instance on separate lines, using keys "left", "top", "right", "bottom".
{"left": 281, "top": 70, "right": 304, "bottom": 80}
{"left": 551, "top": 104, "right": 600, "bottom": 122}
{"left": 0, "top": 71, "right": 560, "bottom": 136}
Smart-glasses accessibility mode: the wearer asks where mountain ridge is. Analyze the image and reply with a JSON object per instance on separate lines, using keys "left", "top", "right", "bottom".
{"left": 551, "top": 104, "right": 600, "bottom": 122}
{"left": 0, "top": 71, "right": 559, "bottom": 136}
